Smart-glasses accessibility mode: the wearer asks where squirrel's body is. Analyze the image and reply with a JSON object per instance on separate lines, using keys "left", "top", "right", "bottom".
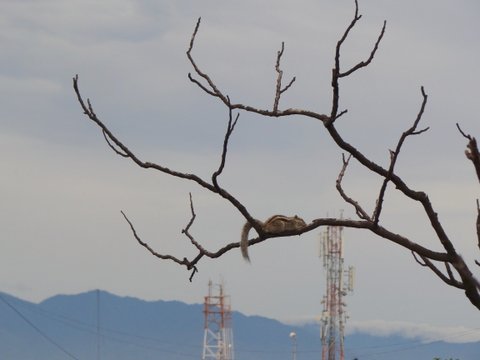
{"left": 240, "top": 215, "right": 307, "bottom": 261}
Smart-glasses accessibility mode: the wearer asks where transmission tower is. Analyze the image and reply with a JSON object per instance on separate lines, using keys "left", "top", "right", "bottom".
{"left": 319, "top": 224, "right": 354, "bottom": 360}
{"left": 202, "top": 280, "right": 234, "bottom": 360}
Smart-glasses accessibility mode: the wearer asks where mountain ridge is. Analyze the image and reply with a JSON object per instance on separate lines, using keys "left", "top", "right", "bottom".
{"left": 0, "top": 290, "right": 478, "bottom": 359}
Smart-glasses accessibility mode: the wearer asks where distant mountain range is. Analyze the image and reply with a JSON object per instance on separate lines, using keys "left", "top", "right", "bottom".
{"left": 0, "top": 290, "right": 478, "bottom": 360}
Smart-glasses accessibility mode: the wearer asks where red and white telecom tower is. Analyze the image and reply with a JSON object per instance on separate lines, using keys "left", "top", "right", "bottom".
{"left": 202, "top": 280, "right": 234, "bottom": 360}
{"left": 319, "top": 224, "right": 354, "bottom": 360}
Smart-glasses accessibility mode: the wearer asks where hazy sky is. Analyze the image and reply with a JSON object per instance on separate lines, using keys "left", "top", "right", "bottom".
{"left": 1, "top": 0, "right": 480, "bottom": 343}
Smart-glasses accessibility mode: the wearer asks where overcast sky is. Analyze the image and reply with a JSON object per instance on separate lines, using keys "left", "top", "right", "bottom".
{"left": 1, "top": 0, "right": 480, "bottom": 343}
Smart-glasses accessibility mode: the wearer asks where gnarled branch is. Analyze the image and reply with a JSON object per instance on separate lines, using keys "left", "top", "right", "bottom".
{"left": 74, "top": 0, "right": 480, "bottom": 310}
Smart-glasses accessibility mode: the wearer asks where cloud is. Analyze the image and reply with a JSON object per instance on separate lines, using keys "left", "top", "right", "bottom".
{"left": 0, "top": 75, "right": 62, "bottom": 96}
{"left": 347, "top": 319, "right": 480, "bottom": 344}
{"left": 1, "top": 0, "right": 480, "bottom": 332}
{"left": 1, "top": 0, "right": 170, "bottom": 43}
{"left": 280, "top": 317, "right": 480, "bottom": 344}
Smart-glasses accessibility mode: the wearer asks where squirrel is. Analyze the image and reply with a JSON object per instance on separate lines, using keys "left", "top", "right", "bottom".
{"left": 240, "top": 215, "right": 307, "bottom": 262}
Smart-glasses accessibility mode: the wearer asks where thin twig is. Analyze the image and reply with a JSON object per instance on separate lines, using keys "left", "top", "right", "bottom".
{"left": 327, "top": 0, "right": 386, "bottom": 126}
{"left": 328, "top": 0, "right": 361, "bottom": 125}
{"left": 212, "top": 97, "right": 239, "bottom": 189}
{"left": 102, "top": 130, "right": 128, "bottom": 157}
{"left": 412, "top": 252, "right": 464, "bottom": 289}
{"left": 372, "top": 86, "right": 429, "bottom": 225}
{"left": 339, "top": 20, "right": 386, "bottom": 78}
{"left": 121, "top": 210, "right": 191, "bottom": 266}
{"left": 336, "top": 154, "right": 371, "bottom": 221}
{"left": 73, "top": 75, "right": 217, "bottom": 192}
{"left": 273, "top": 42, "right": 296, "bottom": 113}
{"left": 456, "top": 122, "right": 472, "bottom": 140}
{"left": 186, "top": 19, "right": 327, "bottom": 123}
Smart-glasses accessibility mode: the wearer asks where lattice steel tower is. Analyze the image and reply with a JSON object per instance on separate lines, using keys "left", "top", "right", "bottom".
{"left": 202, "top": 280, "right": 234, "bottom": 360}
{"left": 319, "top": 224, "right": 354, "bottom": 360}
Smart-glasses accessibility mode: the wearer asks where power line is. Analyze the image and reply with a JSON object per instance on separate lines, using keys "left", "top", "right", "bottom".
{"left": 14, "top": 298, "right": 202, "bottom": 350}
{"left": 2, "top": 294, "right": 200, "bottom": 358}
{"left": 0, "top": 294, "right": 80, "bottom": 360}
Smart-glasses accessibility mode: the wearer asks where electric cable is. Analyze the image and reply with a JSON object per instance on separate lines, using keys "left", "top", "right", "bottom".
{"left": 0, "top": 294, "right": 80, "bottom": 360}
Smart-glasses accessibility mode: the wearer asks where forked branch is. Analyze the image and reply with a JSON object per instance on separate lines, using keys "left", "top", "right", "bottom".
{"left": 457, "top": 123, "right": 480, "bottom": 266}
{"left": 372, "top": 87, "right": 429, "bottom": 225}
{"left": 336, "top": 154, "right": 371, "bottom": 221}
{"left": 457, "top": 123, "right": 480, "bottom": 183}
{"left": 187, "top": 18, "right": 329, "bottom": 122}
{"left": 273, "top": 42, "right": 296, "bottom": 113}
{"left": 328, "top": 0, "right": 386, "bottom": 126}
{"left": 74, "top": 0, "right": 480, "bottom": 309}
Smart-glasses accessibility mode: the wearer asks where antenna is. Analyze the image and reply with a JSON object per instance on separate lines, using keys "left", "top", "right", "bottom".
{"left": 319, "top": 222, "right": 354, "bottom": 360}
{"left": 202, "top": 280, "right": 234, "bottom": 360}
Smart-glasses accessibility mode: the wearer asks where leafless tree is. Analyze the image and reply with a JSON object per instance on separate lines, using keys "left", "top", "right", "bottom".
{"left": 73, "top": 1, "right": 480, "bottom": 309}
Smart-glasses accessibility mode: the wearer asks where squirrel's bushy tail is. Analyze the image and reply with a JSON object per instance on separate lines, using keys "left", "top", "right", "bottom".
{"left": 241, "top": 221, "right": 254, "bottom": 262}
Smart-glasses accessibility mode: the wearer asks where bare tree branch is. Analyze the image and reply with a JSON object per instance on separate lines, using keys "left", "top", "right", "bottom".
{"left": 457, "top": 123, "right": 480, "bottom": 183}
{"left": 336, "top": 154, "right": 372, "bottom": 221}
{"left": 121, "top": 210, "right": 195, "bottom": 269}
{"left": 412, "top": 251, "right": 463, "bottom": 289}
{"left": 456, "top": 123, "right": 480, "bottom": 266}
{"left": 186, "top": 19, "right": 329, "bottom": 123}
{"left": 212, "top": 98, "right": 239, "bottom": 190}
{"left": 338, "top": 20, "right": 386, "bottom": 78}
{"left": 476, "top": 199, "right": 480, "bottom": 267}
{"left": 273, "top": 42, "right": 296, "bottom": 113}
{"left": 73, "top": 75, "right": 216, "bottom": 192}
{"left": 102, "top": 129, "right": 128, "bottom": 157}
{"left": 74, "top": 0, "right": 480, "bottom": 310}
{"left": 327, "top": 0, "right": 386, "bottom": 126}
{"left": 372, "top": 87, "right": 429, "bottom": 225}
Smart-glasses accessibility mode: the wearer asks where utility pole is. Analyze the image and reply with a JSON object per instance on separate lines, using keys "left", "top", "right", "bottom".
{"left": 289, "top": 331, "right": 297, "bottom": 360}
{"left": 96, "top": 289, "right": 101, "bottom": 360}
{"left": 320, "top": 224, "right": 354, "bottom": 360}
